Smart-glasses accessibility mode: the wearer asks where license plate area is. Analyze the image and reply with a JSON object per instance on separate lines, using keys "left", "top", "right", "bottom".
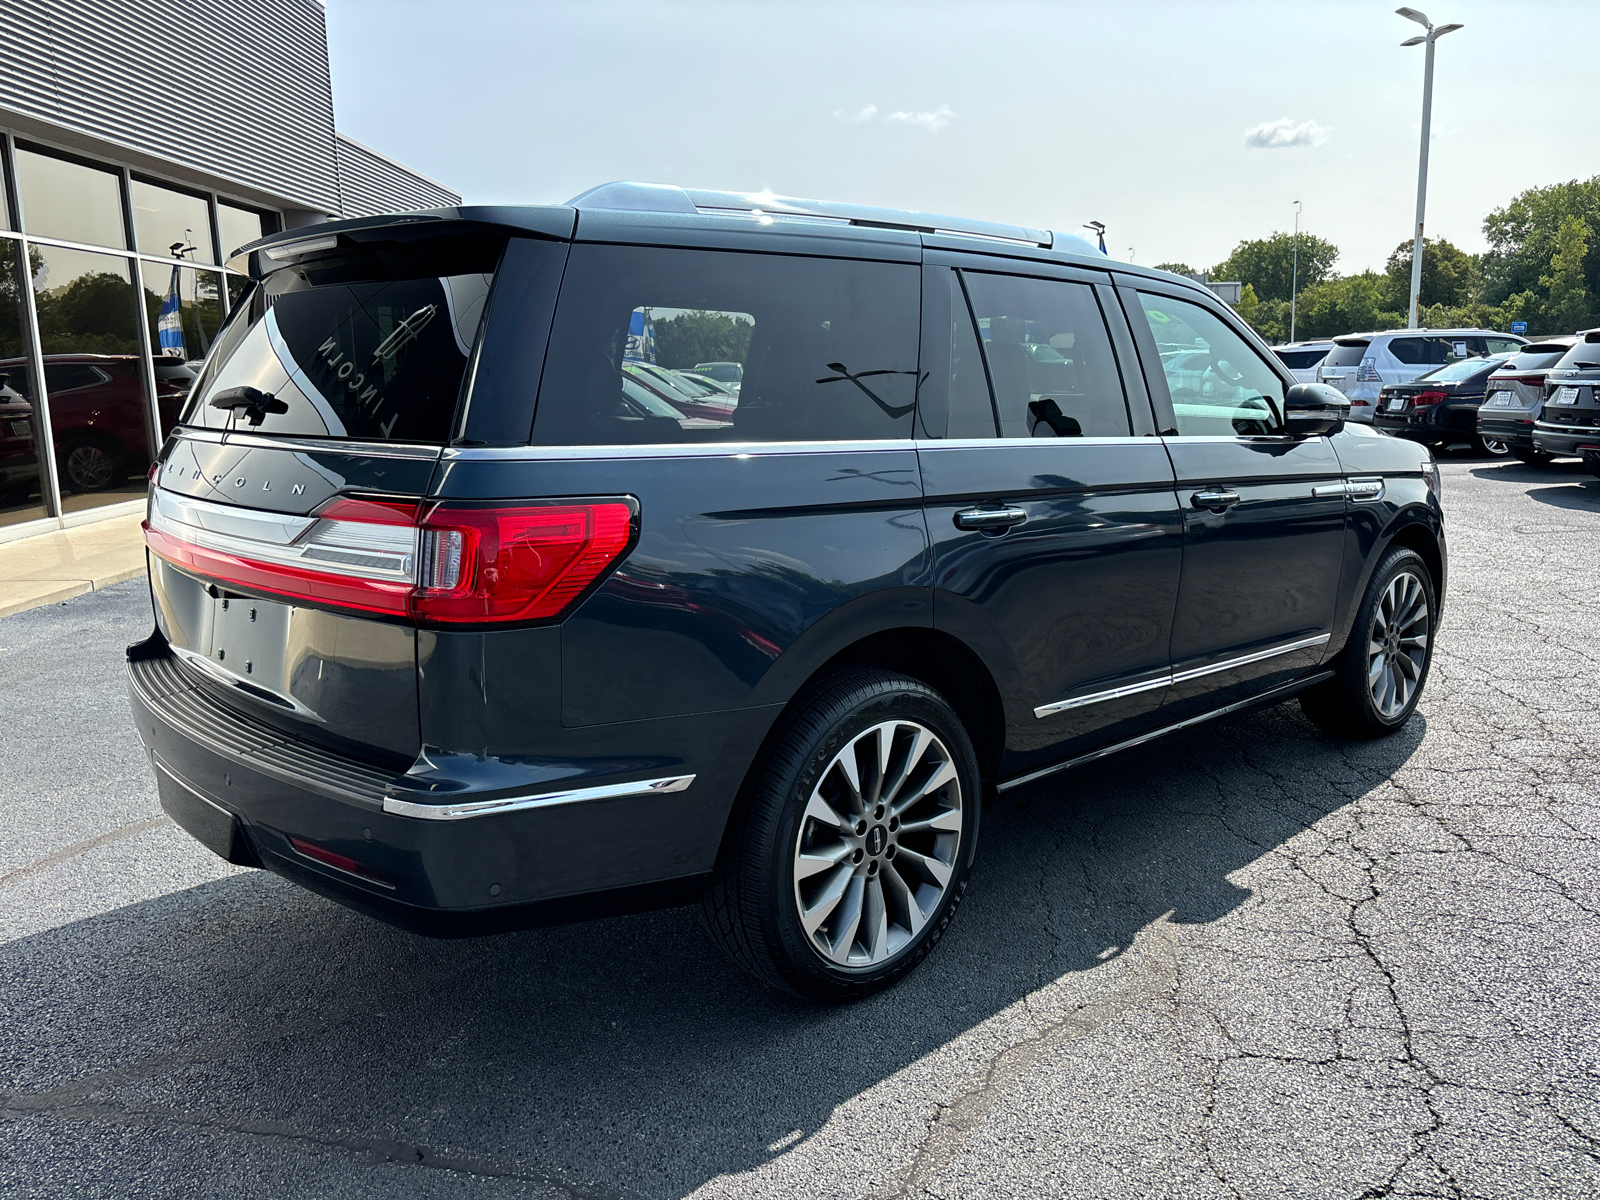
{"left": 1552, "top": 386, "right": 1579, "bottom": 405}
{"left": 1487, "top": 392, "right": 1514, "bottom": 408}
{"left": 1386, "top": 395, "right": 1407, "bottom": 412}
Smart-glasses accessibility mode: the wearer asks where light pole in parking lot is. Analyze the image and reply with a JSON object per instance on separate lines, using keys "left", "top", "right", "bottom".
{"left": 1397, "top": 7, "right": 1463, "bottom": 329}
{"left": 1290, "top": 200, "right": 1302, "bottom": 343}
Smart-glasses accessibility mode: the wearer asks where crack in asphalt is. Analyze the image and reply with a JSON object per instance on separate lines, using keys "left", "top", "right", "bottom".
{"left": 0, "top": 815, "right": 172, "bottom": 891}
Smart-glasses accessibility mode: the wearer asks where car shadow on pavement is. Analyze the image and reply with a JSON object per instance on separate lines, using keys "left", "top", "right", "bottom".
{"left": 0, "top": 701, "right": 1425, "bottom": 1199}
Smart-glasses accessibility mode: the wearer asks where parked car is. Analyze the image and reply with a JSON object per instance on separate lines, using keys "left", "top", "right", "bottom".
{"left": 1474, "top": 338, "right": 1580, "bottom": 464}
{"left": 623, "top": 361, "right": 737, "bottom": 424}
{"left": 1317, "top": 329, "right": 1527, "bottom": 423}
{"left": 128, "top": 186, "right": 1447, "bottom": 1002}
{"left": 689, "top": 361, "right": 743, "bottom": 394}
{"left": 0, "top": 354, "right": 192, "bottom": 492}
{"left": 1373, "top": 352, "right": 1517, "bottom": 456}
{"left": 1273, "top": 340, "right": 1334, "bottom": 384}
{"left": 1531, "top": 331, "right": 1600, "bottom": 477}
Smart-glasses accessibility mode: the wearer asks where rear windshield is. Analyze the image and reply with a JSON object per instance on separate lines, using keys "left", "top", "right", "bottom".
{"left": 181, "top": 235, "right": 505, "bottom": 442}
{"left": 1322, "top": 342, "right": 1370, "bottom": 368}
{"left": 1553, "top": 339, "right": 1600, "bottom": 371}
{"left": 1501, "top": 346, "right": 1570, "bottom": 371}
{"left": 1417, "top": 353, "right": 1511, "bottom": 383}
{"left": 1275, "top": 347, "right": 1329, "bottom": 369}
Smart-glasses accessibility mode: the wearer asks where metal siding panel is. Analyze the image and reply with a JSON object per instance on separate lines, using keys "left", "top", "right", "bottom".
{"left": 334, "top": 135, "right": 461, "bottom": 218}
{"left": 2, "top": 0, "right": 341, "bottom": 212}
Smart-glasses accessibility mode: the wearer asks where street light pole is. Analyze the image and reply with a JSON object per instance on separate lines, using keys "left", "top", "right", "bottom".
{"left": 1290, "top": 200, "right": 1302, "bottom": 342}
{"left": 1397, "top": 8, "right": 1463, "bottom": 329}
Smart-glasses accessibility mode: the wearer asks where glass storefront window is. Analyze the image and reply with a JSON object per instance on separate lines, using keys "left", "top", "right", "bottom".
{"left": 226, "top": 273, "right": 255, "bottom": 309}
{"left": 0, "top": 239, "right": 48, "bottom": 525}
{"left": 1, "top": 162, "right": 12, "bottom": 232}
{"left": 30, "top": 244, "right": 151, "bottom": 510}
{"left": 14, "top": 146, "right": 127, "bottom": 249}
{"left": 131, "top": 177, "right": 216, "bottom": 264}
{"left": 218, "top": 202, "right": 269, "bottom": 262}
{"left": 143, "top": 264, "right": 220, "bottom": 437}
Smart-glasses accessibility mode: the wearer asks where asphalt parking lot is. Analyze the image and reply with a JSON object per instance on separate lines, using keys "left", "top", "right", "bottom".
{"left": 2, "top": 455, "right": 1598, "bottom": 1200}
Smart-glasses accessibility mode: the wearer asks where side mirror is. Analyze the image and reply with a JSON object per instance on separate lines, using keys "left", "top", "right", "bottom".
{"left": 1283, "top": 383, "right": 1350, "bottom": 437}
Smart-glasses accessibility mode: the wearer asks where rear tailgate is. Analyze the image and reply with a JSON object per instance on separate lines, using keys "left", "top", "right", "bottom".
{"left": 142, "top": 220, "right": 519, "bottom": 764}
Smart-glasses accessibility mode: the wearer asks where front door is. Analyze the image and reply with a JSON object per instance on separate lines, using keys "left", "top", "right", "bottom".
{"left": 920, "top": 258, "right": 1182, "bottom": 778}
{"left": 1123, "top": 285, "right": 1347, "bottom": 720}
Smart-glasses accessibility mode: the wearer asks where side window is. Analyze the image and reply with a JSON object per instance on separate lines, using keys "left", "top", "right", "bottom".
{"left": 947, "top": 275, "right": 997, "bottom": 438}
{"left": 1135, "top": 293, "right": 1283, "bottom": 437}
{"left": 960, "top": 272, "right": 1130, "bottom": 438}
{"left": 533, "top": 245, "right": 920, "bottom": 445}
{"left": 1485, "top": 337, "right": 1521, "bottom": 355}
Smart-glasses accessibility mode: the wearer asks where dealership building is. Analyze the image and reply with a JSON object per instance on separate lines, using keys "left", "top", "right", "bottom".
{"left": 0, "top": 0, "right": 459, "bottom": 538}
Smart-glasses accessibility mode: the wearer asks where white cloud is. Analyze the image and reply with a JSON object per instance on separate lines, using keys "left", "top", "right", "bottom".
{"left": 832, "top": 103, "right": 953, "bottom": 132}
{"left": 1243, "top": 117, "right": 1331, "bottom": 150}
{"left": 833, "top": 104, "right": 880, "bottom": 124}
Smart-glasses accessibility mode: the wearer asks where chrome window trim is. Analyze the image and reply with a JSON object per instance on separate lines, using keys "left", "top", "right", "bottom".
{"left": 1033, "top": 632, "right": 1331, "bottom": 719}
{"left": 383, "top": 773, "right": 696, "bottom": 820}
{"left": 440, "top": 440, "right": 915, "bottom": 461}
{"left": 171, "top": 429, "right": 446, "bottom": 460}
{"left": 1533, "top": 421, "right": 1600, "bottom": 434}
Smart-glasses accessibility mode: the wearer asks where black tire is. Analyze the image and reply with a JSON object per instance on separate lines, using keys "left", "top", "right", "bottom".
{"left": 1474, "top": 434, "right": 1511, "bottom": 458}
{"left": 60, "top": 437, "right": 123, "bottom": 492}
{"left": 1512, "top": 448, "right": 1552, "bottom": 465}
{"left": 1300, "top": 546, "right": 1436, "bottom": 739}
{"left": 704, "top": 670, "right": 980, "bottom": 1002}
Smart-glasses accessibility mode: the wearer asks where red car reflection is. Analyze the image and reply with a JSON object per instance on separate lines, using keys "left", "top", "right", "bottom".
{"left": 0, "top": 355, "right": 192, "bottom": 494}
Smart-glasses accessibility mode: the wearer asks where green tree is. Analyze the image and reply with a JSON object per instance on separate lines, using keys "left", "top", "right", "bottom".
{"left": 1211, "top": 231, "right": 1338, "bottom": 304}
{"left": 1382, "top": 237, "right": 1479, "bottom": 311}
{"left": 32, "top": 271, "right": 140, "bottom": 355}
{"left": 652, "top": 309, "right": 754, "bottom": 370}
{"left": 1481, "top": 176, "right": 1600, "bottom": 306}
{"left": 1290, "top": 272, "right": 1403, "bottom": 340}
{"left": 1539, "top": 215, "right": 1593, "bottom": 333}
{"left": 1153, "top": 262, "right": 1196, "bottom": 277}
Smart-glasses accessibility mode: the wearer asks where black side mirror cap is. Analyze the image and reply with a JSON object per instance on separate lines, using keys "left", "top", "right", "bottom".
{"left": 1283, "top": 382, "right": 1350, "bottom": 437}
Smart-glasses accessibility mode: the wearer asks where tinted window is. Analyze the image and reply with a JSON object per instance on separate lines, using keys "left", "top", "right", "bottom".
{"left": 1503, "top": 346, "right": 1570, "bottom": 371}
{"left": 1418, "top": 354, "right": 1510, "bottom": 383}
{"left": 1137, "top": 293, "right": 1283, "bottom": 436}
{"left": 15, "top": 146, "right": 127, "bottom": 249}
{"left": 1388, "top": 335, "right": 1484, "bottom": 366}
{"left": 1485, "top": 337, "right": 1523, "bottom": 355}
{"left": 43, "top": 364, "right": 108, "bottom": 392}
{"left": 1322, "top": 342, "right": 1370, "bottom": 368}
{"left": 534, "top": 245, "right": 919, "bottom": 445}
{"left": 183, "top": 235, "right": 505, "bottom": 442}
{"left": 946, "top": 276, "right": 997, "bottom": 438}
{"left": 1553, "top": 339, "right": 1600, "bottom": 371}
{"left": 1275, "top": 348, "right": 1329, "bottom": 369}
{"left": 961, "top": 272, "right": 1128, "bottom": 438}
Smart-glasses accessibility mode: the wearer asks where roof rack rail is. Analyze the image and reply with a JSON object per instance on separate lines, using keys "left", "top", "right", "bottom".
{"left": 565, "top": 182, "right": 1085, "bottom": 252}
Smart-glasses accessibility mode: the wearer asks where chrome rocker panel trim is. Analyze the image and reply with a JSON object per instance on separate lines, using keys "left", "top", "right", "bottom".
{"left": 1005, "top": 670, "right": 1336, "bottom": 793}
{"left": 382, "top": 774, "right": 697, "bottom": 820}
{"left": 1034, "top": 632, "right": 1331, "bottom": 719}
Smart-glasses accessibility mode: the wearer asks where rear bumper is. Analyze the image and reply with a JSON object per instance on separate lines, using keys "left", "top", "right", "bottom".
{"left": 127, "top": 645, "right": 762, "bottom": 933}
{"left": 1475, "top": 411, "right": 1539, "bottom": 450}
{"left": 1373, "top": 405, "right": 1479, "bottom": 444}
{"left": 1531, "top": 420, "right": 1600, "bottom": 458}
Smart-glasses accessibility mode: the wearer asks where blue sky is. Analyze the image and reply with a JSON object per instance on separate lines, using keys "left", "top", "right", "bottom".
{"left": 327, "top": 0, "right": 1599, "bottom": 276}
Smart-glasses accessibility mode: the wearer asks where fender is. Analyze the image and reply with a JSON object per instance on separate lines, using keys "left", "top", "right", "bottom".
{"left": 1326, "top": 478, "right": 1446, "bottom": 659}
{"left": 745, "top": 585, "right": 933, "bottom": 707}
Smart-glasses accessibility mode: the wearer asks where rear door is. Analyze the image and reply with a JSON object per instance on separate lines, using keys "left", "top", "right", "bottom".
{"left": 1122, "top": 284, "right": 1346, "bottom": 720}
{"left": 146, "top": 225, "right": 568, "bottom": 763}
{"left": 918, "top": 254, "right": 1181, "bottom": 776}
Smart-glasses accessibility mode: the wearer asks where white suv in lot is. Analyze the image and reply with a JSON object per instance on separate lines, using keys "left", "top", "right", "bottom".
{"left": 1273, "top": 340, "right": 1334, "bottom": 385}
{"left": 1317, "top": 329, "right": 1526, "bottom": 422}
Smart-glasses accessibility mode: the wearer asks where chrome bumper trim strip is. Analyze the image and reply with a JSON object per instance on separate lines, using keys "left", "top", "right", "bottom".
{"left": 383, "top": 774, "right": 696, "bottom": 820}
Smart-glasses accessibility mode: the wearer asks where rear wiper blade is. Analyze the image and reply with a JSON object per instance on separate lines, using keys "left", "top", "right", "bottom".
{"left": 209, "top": 386, "right": 288, "bottom": 426}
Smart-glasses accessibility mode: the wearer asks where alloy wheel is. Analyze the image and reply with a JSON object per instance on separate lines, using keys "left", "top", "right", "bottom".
{"left": 66, "top": 444, "right": 114, "bottom": 490}
{"left": 792, "top": 720, "right": 962, "bottom": 969}
{"left": 1480, "top": 437, "right": 1510, "bottom": 456}
{"left": 1367, "top": 569, "right": 1431, "bottom": 719}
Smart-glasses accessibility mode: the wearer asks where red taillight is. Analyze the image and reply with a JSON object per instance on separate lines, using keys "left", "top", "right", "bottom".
{"left": 1497, "top": 375, "right": 1545, "bottom": 387}
{"left": 143, "top": 492, "right": 635, "bottom": 627}
{"left": 288, "top": 836, "right": 392, "bottom": 887}
{"left": 1412, "top": 390, "right": 1447, "bottom": 407}
{"left": 412, "top": 502, "right": 635, "bottom": 624}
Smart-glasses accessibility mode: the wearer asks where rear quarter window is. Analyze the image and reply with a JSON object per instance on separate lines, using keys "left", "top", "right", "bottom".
{"left": 1275, "top": 348, "right": 1329, "bottom": 369}
{"left": 532, "top": 245, "right": 920, "bottom": 445}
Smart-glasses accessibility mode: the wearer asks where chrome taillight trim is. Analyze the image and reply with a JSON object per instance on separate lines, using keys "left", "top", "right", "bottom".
{"left": 382, "top": 774, "right": 696, "bottom": 820}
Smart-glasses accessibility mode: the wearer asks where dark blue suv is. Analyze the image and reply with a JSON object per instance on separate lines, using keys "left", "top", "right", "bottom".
{"left": 127, "top": 184, "right": 1447, "bottom": 1000}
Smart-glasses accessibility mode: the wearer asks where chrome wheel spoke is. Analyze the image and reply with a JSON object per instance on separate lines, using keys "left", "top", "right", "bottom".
{"left": 1366, "top": 569, "right": 1430, "bottom": 720}
{"left": 792, "top": 715, "right": 963, "bottom": 971}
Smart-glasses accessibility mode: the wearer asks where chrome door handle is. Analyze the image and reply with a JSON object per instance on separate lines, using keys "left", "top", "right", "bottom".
{"left": 1189, "top": 489, "right": 1240, "bottom": 511}
{"left": 954, "top": 506, "right": 1028, "bottom": 531}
